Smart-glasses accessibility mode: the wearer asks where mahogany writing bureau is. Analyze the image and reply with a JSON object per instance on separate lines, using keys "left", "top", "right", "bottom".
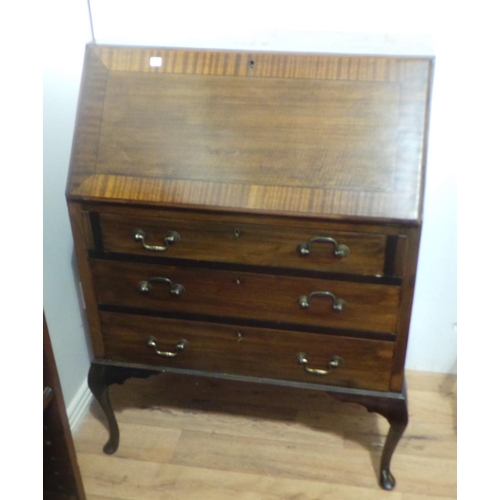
{"left": 67, "top": 44, "right": 433, "bottom": 490}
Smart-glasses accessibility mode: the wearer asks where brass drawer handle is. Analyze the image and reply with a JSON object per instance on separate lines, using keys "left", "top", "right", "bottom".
{"left": 298, "top": 291, "right": 346, "bottom": 312}
{"left": 147, "top": 336, "right": 189, "bottom": 357}
{"left": 296, "top": 352, "right": 344, "bottom": 375}
{"left": 297, "top": 237, "right": 350, "bottom": 258}
{"left": 138, "top": 277, "right": 185, "bottom": 296}
{"left": 134, "top": 229, "right": 180, "bottom": 252}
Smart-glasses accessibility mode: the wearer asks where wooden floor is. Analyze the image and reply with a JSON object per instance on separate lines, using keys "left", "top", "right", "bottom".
{"left": 73, "top": 370, "right": 457, "bottom": 500}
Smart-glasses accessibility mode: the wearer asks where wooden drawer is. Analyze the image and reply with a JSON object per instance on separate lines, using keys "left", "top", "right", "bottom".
{"left": 98, "top": 212, "right": 387, "bottom": 275}
{"left": 92, "top": 260, "right": 400, "bottom": 333}
{"left": 100, "top": 312, "right": 394, "bottom": 391}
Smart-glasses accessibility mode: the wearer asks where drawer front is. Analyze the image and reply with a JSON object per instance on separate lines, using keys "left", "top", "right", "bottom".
{"left": 99, "top": 212, "right": 387, "bottom": 275}
{"left": 100, "top": 312, "right": 394, "bottom": 392}
{"left": 92, "top": 260, "right": 400, "bottom": 333}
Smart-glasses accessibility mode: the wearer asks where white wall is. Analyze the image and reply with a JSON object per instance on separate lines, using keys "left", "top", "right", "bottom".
{"left": 88, "top": 0, "right": 457, "bottom": 373}
{"left": 43, "top": 0, "right": 94, "bottom": 405}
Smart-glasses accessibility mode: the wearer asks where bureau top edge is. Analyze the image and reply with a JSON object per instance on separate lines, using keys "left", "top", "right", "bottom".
{"left": 89, "top": 42, "right": 435, "bottom": 66}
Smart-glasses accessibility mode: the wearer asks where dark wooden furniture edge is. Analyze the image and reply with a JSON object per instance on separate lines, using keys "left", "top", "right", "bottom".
{"left": 67, "top": 202, "right": 105, "bottom": 356}
{"left": 44, "top": 315, "right": 87, "bottom": 499}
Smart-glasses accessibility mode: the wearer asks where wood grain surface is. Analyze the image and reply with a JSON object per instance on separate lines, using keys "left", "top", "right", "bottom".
{"left": 100, "top": 311, "right": 394, "bottom": 391}
{"left": 73, "top": 369, "right": 456, "bottom": 499}
{"left": 68, "top": 202, "right": 105, "bottom": 356}
{"left": 66, "top": 45, "right": 435, "bottom": 496}
{"left": 96, "top": 73, "right": 399, "bottom": 190}
{"left": 98, "top": 211, "right": 389, "bottom": 275}
{"left": 66, "top": 44, "right": 433, "bottom": 223}
{"left": 91, "top": 260, "right": 401, "bottom": 333}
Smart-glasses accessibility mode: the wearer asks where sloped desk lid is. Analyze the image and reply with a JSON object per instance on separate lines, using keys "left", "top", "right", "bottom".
{"left": 66, "top": 44, "right": 433, "bottom": 224}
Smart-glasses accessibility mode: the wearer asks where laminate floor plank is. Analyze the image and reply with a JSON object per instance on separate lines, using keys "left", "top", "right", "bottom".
{"left": 170, "top": 429, "right": 456, "bottom": 497}
{"left": 342, "top": 417, "right": 456, "bottom": 460}
{"left": 77, "top": 454, "right": 400, "bottom": 500}
{"left": 86, "top": 496, "right": 123, "bottom": 500}
{"left": 165, "top": 463, "right": 402, "bottom": 500}
{"left": 402, "top": 495, "right": 457, "bottom": 500}
{"left": 406, "top": 390, "right": 456, "bottom": 426}
{"left": 405, "top": 370, "right": 457, "bottom": 394}
{"left": 74, "top": 370, "right": 456, "bottom": 499}
{"left": 76, "top": 453, "right": 178, "bottom": 500}
{"left": 76, "top": 418, "right": 182, "bottom": 463}
{"left": 171, "top": 429, "right": 378, "bottom": 488}
{"left": 116, "top": 403, "right": 345, "bottom": 448}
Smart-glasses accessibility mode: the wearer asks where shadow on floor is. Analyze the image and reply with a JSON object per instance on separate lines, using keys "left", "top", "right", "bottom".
{"left": 88, "top": 371, "right": 387, "bottom": 480}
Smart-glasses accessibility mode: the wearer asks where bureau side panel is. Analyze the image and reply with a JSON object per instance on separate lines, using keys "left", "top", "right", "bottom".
{"left": 390, "top": 226, "right": 422, "bottom": 391}
{"left": 67, "top": 201, "right": 105, "bottom": 357}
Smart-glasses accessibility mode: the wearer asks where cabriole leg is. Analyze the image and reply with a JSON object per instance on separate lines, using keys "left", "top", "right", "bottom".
{"left": 87, "top": 362, "right": 160, "bottom": 454}
{"left": 88, "top": 363, "right": 119, "bottom": 454}
{"left": 379, "top": 399, "right": 409, "bottom": 490}
{"left": 327, "top": 384, "right": 409, "bottom": 490}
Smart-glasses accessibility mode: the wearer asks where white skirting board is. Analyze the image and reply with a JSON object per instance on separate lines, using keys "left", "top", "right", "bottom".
{"left": 67, "top": 377, "right": 93, "bottom": 433}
